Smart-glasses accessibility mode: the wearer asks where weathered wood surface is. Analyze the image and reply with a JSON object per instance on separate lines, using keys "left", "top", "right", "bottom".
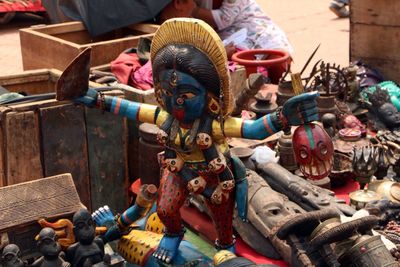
{"left": 350, "top": 0, "right": 400, "bottom": 83}
{"left": 350, "top": 24, "right": 400, "bottom": 62}
{"left": 86, "top": 107, "right": 129, "bottom": 212}
{"left": 0, "top": 69, "right": 102, "bottom": 96}
{"left": 0, "top": 173, "right": 82, "bottom": 232}
{"left": 40, "top": 104, "right": 91, "bottom": 209}
{"left": 0, "top": 69, "right": 55, "bottom": 95}
{"left": 21, "top": 21, "right": 159, "bottom": 71}
{"left": 350, "top": 0, "right": 400, "bottom": 26}
{"left": 5, "top": 111, "right": 43, "bottom": 185}
{"left": 0, "top": 106, "right": 11, "bottom": 187}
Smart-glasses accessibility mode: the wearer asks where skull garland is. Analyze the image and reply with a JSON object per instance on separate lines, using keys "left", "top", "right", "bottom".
{"left": 293, "top": 123, "right": 334, "bottom": 180}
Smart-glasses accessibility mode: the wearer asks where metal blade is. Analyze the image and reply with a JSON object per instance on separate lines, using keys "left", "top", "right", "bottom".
{"left": 56, "top": 47, "right": 91, "bottom": 101}
{"left": 300, "top": 44, "right": 321, "bottom": 76}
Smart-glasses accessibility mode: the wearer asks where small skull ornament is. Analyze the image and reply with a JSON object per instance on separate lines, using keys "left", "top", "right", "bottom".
{"left": 165, "top": 156, "right": 184, "bottom": 173}
{"left": 211, "top": 185, "right": 229, "bottom": 204}
{"left": 208, "top": 155, "right": 227, "bottom": 174}
{"left": 196, "top": 133, "right": 213, "bottom": 149}
{"left": 157, "top": 129, "right": 168, "bottom": 145}
{"left": 220, "top": 180, "right": 235, "bottom": 192}
{"left": 187, "top": 177, "right": 207, "bottom": 193}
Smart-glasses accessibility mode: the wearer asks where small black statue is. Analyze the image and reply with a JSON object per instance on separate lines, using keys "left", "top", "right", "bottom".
{"left": 31, "top": 228, "right": 70, "bottom": 267}
{"left": 1, "top": 244, "right": 27, "bottom": 267}
{"left": 368, "top": 87, "right": 400, "bottom": 130}
{"left": 66, "top": 209, "right": 105, "bottom": 267}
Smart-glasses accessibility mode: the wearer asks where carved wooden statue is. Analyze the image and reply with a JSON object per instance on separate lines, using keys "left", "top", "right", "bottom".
{"left": 76, "top": 18, "right": 319, "bottom": 263}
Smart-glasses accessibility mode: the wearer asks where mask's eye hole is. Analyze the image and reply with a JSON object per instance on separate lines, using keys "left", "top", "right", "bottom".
{"left": 320, "top": 145, "right": 328, "bottom": 155}
{"left": 300, "top": 149, "right": 308, "bottom": 159}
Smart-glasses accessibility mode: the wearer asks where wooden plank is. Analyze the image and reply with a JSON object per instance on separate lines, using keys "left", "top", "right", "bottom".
{"left": 5, "top": 111, "right": 43, "bottom": 185}
{"left": 130, "top": 23, "right": 160, "bottom": 34}
{"left": 350, "top": 0, "right": 400, "bottom": 84}
{"left": 86, "top": 107, "right": 129, "bottom": 212}
{"left": 351, "top": 0, "right": 400, "bottom": 26}
{"left": 350, "top": 23, "right": 400, "bottom": 61}
{"left": 29, "top": 21, "right": 86, "bottom": 35}
{"left": 40, "top": 104, "right": 91, "bottom": 209}
{"left": 0, "top": 70, "right": 50, "bottom": 85}
{"left": 20, "top": 29, "right": 80, "bottom": 71}
{"left": 0, "top": 107, "right": 12, "bottom": 187}
{"left": 20, "top": 21, "right": 157, "bottom": 71}
{"left": 0, "top": 173, "right": 82, "bottom": 232}
{"left": 82, "top": 33, "right": 155, "bottom": 67}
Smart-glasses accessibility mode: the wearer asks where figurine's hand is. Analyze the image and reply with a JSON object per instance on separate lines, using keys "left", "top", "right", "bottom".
{"left": 92, "top": 205, "right": 115, "bottom": 228}
{"left": 282, "top": 91, "right": 319, "bottom": 126}
{"left": 74, "top": 88, "right": 98, "bottom": 107}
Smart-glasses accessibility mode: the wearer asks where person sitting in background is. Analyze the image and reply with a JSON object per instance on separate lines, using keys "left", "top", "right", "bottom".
{"left": 157, "top": 0, "right": 293, "bottom": 58}
{"left": 329, "top": 0, "right": 349, "bottom": 18}
{"left": 192, "top": 0, "right": 294, "bottom": 56}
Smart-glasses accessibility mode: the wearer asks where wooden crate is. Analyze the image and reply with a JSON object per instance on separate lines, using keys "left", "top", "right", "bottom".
{"left": 0, "top": 70, "right": 129, "bottom": 213}
{"left": 0, "top": 173, "right": 83, "bottom": 257}
{"left": 20, "top": 21, "right": 159, "bottom": 71}
{"left": 350, "top": 0, "right": 400, "bottom": 83}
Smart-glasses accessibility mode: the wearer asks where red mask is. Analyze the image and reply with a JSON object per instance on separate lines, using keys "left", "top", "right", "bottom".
{"left": 293, "top": 123, "right": 334, "bottom": 180}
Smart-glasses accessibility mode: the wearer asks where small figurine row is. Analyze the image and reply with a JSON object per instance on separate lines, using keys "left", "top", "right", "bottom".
{"left": 1, "top": 209, "right": 107, "bottom": 267}
{"left": 1, "top": 207, "right": 277, "bottom": 267}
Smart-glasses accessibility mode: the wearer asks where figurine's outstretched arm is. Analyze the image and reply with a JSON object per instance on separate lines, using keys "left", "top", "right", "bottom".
{"left": 76, "top": 88, "right": 158, "bottom": 124}
{"left": 223, "top": 92, "right": 320, "bottom": 139}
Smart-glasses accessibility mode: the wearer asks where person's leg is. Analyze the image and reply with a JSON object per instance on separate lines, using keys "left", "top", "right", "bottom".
{"left": 329, "top": 0, "right": 349, "bottom": 18}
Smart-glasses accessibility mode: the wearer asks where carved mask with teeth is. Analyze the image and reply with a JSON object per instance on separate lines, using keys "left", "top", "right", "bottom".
{"left": 293, "top": 123, "right": 334, "bottom": 180}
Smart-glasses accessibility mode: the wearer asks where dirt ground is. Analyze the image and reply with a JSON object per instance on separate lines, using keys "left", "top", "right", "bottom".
{"left": 0, "top": 0, "right": 349, "bottom": 77}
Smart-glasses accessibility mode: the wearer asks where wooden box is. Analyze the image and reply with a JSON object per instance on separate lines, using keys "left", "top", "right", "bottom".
{"left": 0, "top": 173, "right": 83, "bottom": 258}
{"left": 20, "top": 21, "right": 159, "bottom": 71}
{"left": 350, "top": 0, "right": 400, "bottom": 83}
{"left": 0, "top": 70, "right": 129, "bottom": 213}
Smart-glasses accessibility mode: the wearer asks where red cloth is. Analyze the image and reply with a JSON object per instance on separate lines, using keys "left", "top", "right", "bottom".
{"left": 110, "top": 52, "right": 153, "bottom": 90}
{"left": 132, "top": 60, "right": 153, "bottom": 90}
{"left": 0, "top": 0, "right": 45, "bottom": 12}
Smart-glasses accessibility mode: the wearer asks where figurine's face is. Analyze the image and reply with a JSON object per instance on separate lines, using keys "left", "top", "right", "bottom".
{"left": 39, "top": 236, "right": 61, "bottom": 258}
{"left": 160, "top": 70, "right": 207, "bottom": 124}
{"left": 74, "top": 214, "right": 95, "bottom": 245}
{"left": 1, "top": 245, "right": 24, "bottom": 267}
{"left": 251, "top": 187, "right": 302, "bottom": 229}
{"left": 247, "top": 172, "right": 303, "bottom": 230}
{"left": 378, "top": 103, "right": 400, "bottom": 128}
{"left": 293, "top": 123, "right": 334, "bottom": 180}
